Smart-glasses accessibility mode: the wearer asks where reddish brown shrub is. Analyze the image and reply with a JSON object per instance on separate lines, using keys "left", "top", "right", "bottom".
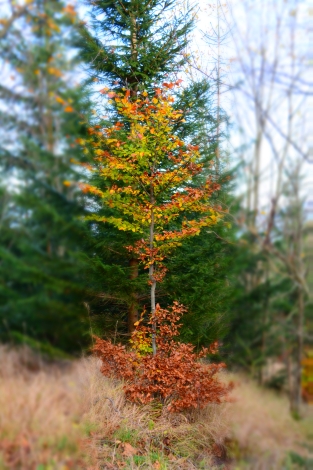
{"left": 93, "top": 302, "right": 231, "bottom": 412}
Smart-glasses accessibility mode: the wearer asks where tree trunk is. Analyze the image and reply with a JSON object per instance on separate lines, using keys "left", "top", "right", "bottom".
{"left": 290, "top": 287, "right": 304, "bottom": 416}
{"left": 150, "top": 260, "right": 157, "bottom": 356}
{"left": 128, "top": 258, "right": 139, "bottom": 334}
{"left": 215, "top": 0, "right": 221, "bottom": 176}
{"left": 252, "top": 129, "right": 262, "bottom": 228}
{"left": 126, "top": 15, "right": 140, "bottom": 334}
{"left": 130, "top": 14, "right": 138, "bottom": 93}
{"left": 259, "top": 274, "right": 269, "bottom": 386}
{"left": 149, "top": 184, "right": 157, "bottom": 356}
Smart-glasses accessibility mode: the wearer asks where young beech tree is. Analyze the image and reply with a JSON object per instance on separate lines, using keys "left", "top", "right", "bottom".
{"left": 93, "top": 301, "right": 231, "bottom": 411}
{"left": 82, "top": 83, "right": 221, "bottom": 353}
{"left": 86, "top": 84, "right": 231, "bottom": 410}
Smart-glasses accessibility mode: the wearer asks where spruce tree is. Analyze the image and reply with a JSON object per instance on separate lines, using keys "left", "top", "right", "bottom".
{"left": 80, "top": 0, "right": 196, "bottom": 335}
{"left": 0, "top": 0, "right": 92, "bottom": 354}
{"left": 79, "top": 0, "right": 194, "bottom": 92}
{"left": 80, "top": 0, "right": 233, "bottom": 345}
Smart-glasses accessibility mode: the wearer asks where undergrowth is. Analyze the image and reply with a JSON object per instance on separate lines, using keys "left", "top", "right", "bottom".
{"left": 0, "top": 346, "right": 312, "bottom": 469}
{"left": 93, "top": 302, "right": 232, "bottom": 413}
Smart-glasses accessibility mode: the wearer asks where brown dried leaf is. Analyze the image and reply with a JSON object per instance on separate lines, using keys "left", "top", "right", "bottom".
{"left": 122, "top": 442, "right": 138, "bottom": 457}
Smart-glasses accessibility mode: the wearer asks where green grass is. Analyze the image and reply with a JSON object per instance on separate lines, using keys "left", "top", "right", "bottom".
{"left": 113, "top": 425, "right": 139, "bottom": 445}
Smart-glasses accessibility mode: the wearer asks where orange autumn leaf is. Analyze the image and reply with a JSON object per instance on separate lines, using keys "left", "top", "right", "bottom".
{"left": 100, "top": 87, "right": 109, "bottom": 94}
{"left": 63, "top": 4, "right": 76, "bottom": 17}
{"left": 47, "top": 67, "right": 62, "bottom": 77}
{"left": 55, "top": 96, "right": 65, "bottom": 105}
{"left": 122, "top": 443, "right": 138, "bottom": 457}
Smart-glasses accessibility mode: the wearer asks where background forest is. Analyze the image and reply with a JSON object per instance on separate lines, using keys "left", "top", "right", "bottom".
{"left": 0, "top": 0, "right": 312, "bottom": 468}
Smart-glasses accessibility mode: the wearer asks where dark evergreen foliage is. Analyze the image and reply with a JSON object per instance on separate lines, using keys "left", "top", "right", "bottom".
{"left": 79, "top": 0, "right": 195, "bottom": 91}
{"left": 0, "top": 0, "right": 92, "bottom": 354}
{"left": 78, "top": 0, "right": 235, "bottom": 345}
{"left": 0, "top": 0, "right": 234, "bottom": 354}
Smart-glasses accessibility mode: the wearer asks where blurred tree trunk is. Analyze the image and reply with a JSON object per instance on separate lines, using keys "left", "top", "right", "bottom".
{"left": 128, "top": 258, "right": 139, "bottom": 334}
{"left": 289, "top": 287, "right": 304, "bottom": 415}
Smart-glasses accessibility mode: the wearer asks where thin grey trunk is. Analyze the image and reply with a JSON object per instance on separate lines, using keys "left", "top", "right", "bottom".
{"left": 252, "top": 128, "right": 262, "bottom": 228}
{"left": 130, "top": 15, "right": 138, "bottom": 62}
{"left": 215, "top": 0, "right": 221, "bottom": 176}
{"left": 246, "top": 160, "right": 252, "bottom": 219}
{"left": 130, "top": 14, "right": 138, "bottom": 94}
{"left": 259, "top": 272, "right": 269, "bottom": 386}
{"left": 128, "top": 258, "right": 139, "bottom": 334}
{"left": 289, "top": 165, "right": 305, "bottom": 416}
{"left": 149, "top": 184, "right": 156, "bottom": 356}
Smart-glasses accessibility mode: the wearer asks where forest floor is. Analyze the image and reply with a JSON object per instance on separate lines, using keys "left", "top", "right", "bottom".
{"left": 0, "top": 346, "right": 312, "bottom": 470}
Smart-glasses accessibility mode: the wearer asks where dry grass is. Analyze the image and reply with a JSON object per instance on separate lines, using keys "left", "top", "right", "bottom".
{"left": 0, "top": 346, "right": 88, "bottom": 469}
{"left": 226, "top": 373, "right": 313, "bottom": 469}
{"left": 0, "top": 346, "right": 229, "bottom": 469}
{"left": 0, "top": 346, "right": 312, "bottom": 470}
{"left": 77, "top": 355, "right": 230, "bottom": 469}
